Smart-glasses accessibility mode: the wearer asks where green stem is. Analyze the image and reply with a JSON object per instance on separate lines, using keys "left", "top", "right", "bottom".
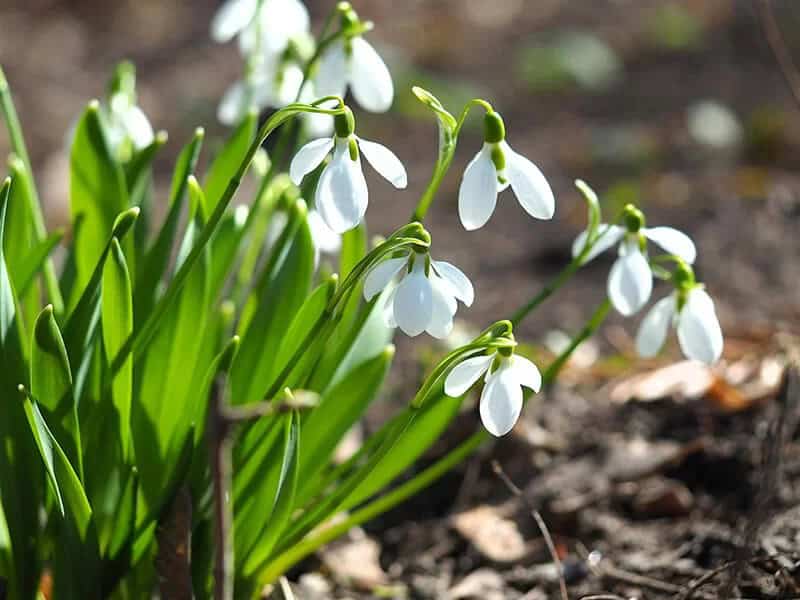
{"left": 411, "top": 98, "right": 494, "bottom": 223}
{"left": 509, "top": 257, "right": 583, "bottom": 327}
{"left": 0, "top": 66, "right": 64, "bottom": 314}
{"left": 259, "top": 299, "right": 612, "bottom": 584}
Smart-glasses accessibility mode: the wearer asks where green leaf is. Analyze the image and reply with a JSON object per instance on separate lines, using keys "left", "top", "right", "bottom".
{"left": 207, "top": 206, "right": 248, "bottom": 300}
{"left": 30, "top": 305, "right": 82, "bottom": 479}
{"left": 0, "top": 176, "right": 41, "bottom": 598}
{"left": 6, "top": 155, "right": 39, "bottom": 324}
{"left": 69, "top": 100, "right": 129, "bottom": 308}
{"left": 241, "top": 411, "right": 301, "bottom": 577}
{"left": 134, "top": 128, "right": 204, "bottom": 323}
{"left": 230, "top": 200, "right": 314, "bottom": 405}
{"left": 134, "top": 180, "right": 211, "bottom": 516}
{"left": 102, "top": 237, "right": 134, "bottom": 460}
{"left": 295, "top": 346, "right": 393, "bottom": 503}
{"left": 204, "top": 111, "right": 256, "bottom": 213}
{"left": 15, "top": 230, "right": 64, "bottom": 298}
{"left": 270, "top": 275, "right": 337, "bottom": 391}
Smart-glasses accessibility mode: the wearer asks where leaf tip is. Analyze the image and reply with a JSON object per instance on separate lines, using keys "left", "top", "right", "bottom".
{"left": 155, "top": 130, "right": 169, "bottom": 144}
{"left": 88, "top": 98, "right": 101, "bottom": 112}
{"left": 194, "top": 126, "right": 205, "bottom": 140}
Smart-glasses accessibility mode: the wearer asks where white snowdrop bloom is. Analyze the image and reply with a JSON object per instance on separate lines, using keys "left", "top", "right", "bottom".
{"left": 289, "top": 107, "right": 406, "bottom": 233}
{"left": 236, "top": 0, "right": 310, "bottom": 56}
{"left": 217, "top": 60, "right": 305, "bottom": 126}
{"left": 105, "top": 92, "right": 154, "bottom": 154}
{"left": 636, "top": 286, "right": 723, "bottom": 365}
{"left": 313, "top": 6, "right": 393, "bottom": 113}
{"left": 458, "top": 111, "right": 554, "bottom": 230}
{"left": 298, "top": 82, "right": 335, "bottom": 137}
{"left": 444, "top": 351, "right": 542, "bottom": 437}
{"left": 211, "top": 0, "right": 259, "bottom": 43}
{"left": 362, "top": 251, "right": 474, "bottom": 339}
{"left": 571, "top": 206, "right": 697, "bottom": 317}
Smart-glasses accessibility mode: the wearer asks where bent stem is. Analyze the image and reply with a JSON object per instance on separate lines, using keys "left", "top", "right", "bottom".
{"left": 0, "top": 66, "right": 64, "bottom": 314}
{"left": 411, "top": 98, "right": 494, "bottom": 223}
{"left": 258, "top": 300, "right": 612, "bottom": 585}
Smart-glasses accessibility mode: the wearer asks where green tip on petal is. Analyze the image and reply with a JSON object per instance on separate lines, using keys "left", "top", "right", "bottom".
{"left": 483, "top": 111, "right": 506, "bottom": 144}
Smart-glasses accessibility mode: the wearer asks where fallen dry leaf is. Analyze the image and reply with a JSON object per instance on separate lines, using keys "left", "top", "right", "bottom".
{"left": 451, "top": 505, "right": 527, "bottom": 563}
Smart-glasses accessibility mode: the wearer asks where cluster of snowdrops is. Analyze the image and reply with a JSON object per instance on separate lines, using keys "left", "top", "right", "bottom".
{"left": 0, "top": 1, "right": 725, "bottom": 596}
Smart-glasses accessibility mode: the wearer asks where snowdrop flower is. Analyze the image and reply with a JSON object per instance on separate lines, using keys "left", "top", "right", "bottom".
{"left": 212, "top": 0, "right": 309, "bottom": 50}
{"left": 236, "top": 0, "right": 310, "bottom": 57}
{"left": 99, "top": 62, "right": 153, "bottom": 159}
{"left": 571, "top": 205, "right": 697, "bottom": 317}
{"left": 458, "top": 111, "right": 554, "bottom": 230}
{"left": 363, "top": 250, "right": 474, "bottom": 339}
{"left": 308, "top": 209, "right": 341, "bottom": 265}
{"left": 289, "top": 107, "right": 407, "bottom": 233}
{"left": 218, "top": 59, "right": 304, "bottom": 126}
{"left": 314, "top": 3, "right": 394, "bottom": 113}
{"left": 444, "top": 349, "right": 542, "bottom": 437}
{"left": 636, "top": 264, "right": 723, "bottom": 365}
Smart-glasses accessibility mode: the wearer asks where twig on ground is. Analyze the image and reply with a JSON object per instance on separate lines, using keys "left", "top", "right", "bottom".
{"left": 576, "top": 542, "right": 683, "bottom": 596}
{"left": 491, "top": 460, "right": 569, "bottom": 600}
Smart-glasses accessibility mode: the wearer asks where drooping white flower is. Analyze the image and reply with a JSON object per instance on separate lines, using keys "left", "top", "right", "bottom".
{"left": 636, "top": 286, "right": 723, "bottom": 365}
{"left": 458, "top": 111, "right": 554, "bottom": 230}
{"left": 104, "top": 92, "right": 154, "bottom": 154}
{"left": 289, "top": 107, "right": 406, "bottom": 233}
{"left": 217, "top": 59, "right": 304, "bottom": 126}
{"left": 362, "top": 251, "right": 474, "bottom": 339}
{"left": 237, "top": 0, "right": 310, "bottom": 57}
{"left": 571, "top": 207, "right": 697, "bottom": 317}
{"left": 313, "top": 6, "right": 393, "bottom": 113}
{"left": 444, "top": 351, "right": 542, "bottom": 437}
{"left": 212, "top": 0, "right": 309, "bottom": 48}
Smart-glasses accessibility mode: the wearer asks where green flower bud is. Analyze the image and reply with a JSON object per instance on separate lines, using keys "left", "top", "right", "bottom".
{"left": 108, "top": 61, "right": 136, "bottom": 102}
{"left": 490, "top": 143, "right": 506, "bottom": 174}
{"left": 334, "top": 106, "right": 356, "bottom": 138}
{"left": 348, "top": 136, "right": 359, "bottom": 161}
{"left": 622, "top": 204, "right": 645, "bottom": 233}
{"left": 338, "top": 2, "right": 360, "bottom": 33}
{"left": 483, "top": 111, "right": 506, "bottom": 144}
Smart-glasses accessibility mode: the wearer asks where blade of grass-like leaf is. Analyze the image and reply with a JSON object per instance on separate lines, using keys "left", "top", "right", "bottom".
{"left": 102, "top": 237, "right": 134, "bottom": 460}
{"left": 128, "top": 131, "right": 168, "bottom": 261}
{"left": 230, "top": 200, "right": 314, "bottom": 405}
{"left": 269, "top": 274, "right": 337, "bottom": 391}
{"left": 0, "top": 66, "right": 64, "bottom": 313}
{"left": 69, "top": 100, "right": 130, "bottom": 309}
{"left": 0, "top": 177, "right": 43, "bottom": 598}
{"left": 15, "top": 230, "right": 64, "bottom": 298}
{"left": 30, "top": 305, "right": 82, "bottom": 479}
{"left": 204, "top": 111, "right": 257, "bottom": 213}
{"left": 134, "top": 128, "right": 204, "bottom": 323}
{"left": 294, "top": 346, "right": 393, "bottom": 503}
{"left": 6, "top": 155, "right": 40, "bottom": 326}
{"left": 241, "top": 410, "right": 300, "bottom": 577}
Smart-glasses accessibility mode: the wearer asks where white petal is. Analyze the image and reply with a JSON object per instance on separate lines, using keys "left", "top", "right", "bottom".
{"left": 677, "top": 288, "right": 723, "bottom": 364}
{"left": 444, "top": 354, "right": 495, "bottom": 397}
{"left": 607, "top": 244, "right": 653, "bottom": 316}
{"left": 635, "top": 295, "right": 676, "bottom": 358}
{"left": 508, "top": 355, "right": 542, "bottom": 393}
{"left": 273, "top": 63, "right": 304, "bottom": 107}
{"left": 479, "top": 366, "right": 523, "bottom": 437}
{"left": 357, "top": 137, "right": 407, "bottom": 188}
{"left": 571, "top": 224, "right": 625, "bottom": 264}
{"left": 211, "top": 0, "right": 258, "bottom": 42}
{"left": 382, "top": 287, "right": 398, "bottom": 328}
{"left": 363, "top": 257, "right": 408, "bottom": 301}
{"left": 349, "top": 37, "right": 394, "bottom": 113}
{"left": 123, "top": 106, "right": 154, "bottom": 150}
{"left": 502, "top": 142, "right": 555, "bottom": 220}
{"left": 217, "top": 81, "right": 248, "bottom": 126}
{"left": 458, "top": 145, "right": 498, "bottom": 231}
{"left": 314, "top": 40, "right": 348, "bottom": 99}
{"left": 308, "top": 209, "right": 342, "bottom": 254}
{"left": 643, "top": 227, "right": 697, "bottom": 264}
{"left": 393, "top": 264, "right": 433, "bottom": 337}
{"left": 427, "top": 278, "right": 457, "bottom": 339}
{"left": 259, "top": 0, "right": 310, "bottom": 54}
{"left": 315, "top": 143, "right": 369, "bottom": 233}
{"left": 432, "top": 260, "right": 474, "bottom": 306}
{"left": 289, "top": 137, "right": 334, "bottom": 185}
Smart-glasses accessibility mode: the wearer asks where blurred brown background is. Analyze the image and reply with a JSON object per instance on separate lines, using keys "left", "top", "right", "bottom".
{"left": 1, "top": 0, "right": 799, "bottom": 345}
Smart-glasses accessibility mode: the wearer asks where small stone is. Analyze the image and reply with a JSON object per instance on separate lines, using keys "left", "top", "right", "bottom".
{"left": 447, "top": 568, "right": 506, "bottom": 600}
{"left": 451, "top": 505, "right": 527, "bottom": 563}
{"left": 631, "top": 477, "right": 694, "bottom": 518}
